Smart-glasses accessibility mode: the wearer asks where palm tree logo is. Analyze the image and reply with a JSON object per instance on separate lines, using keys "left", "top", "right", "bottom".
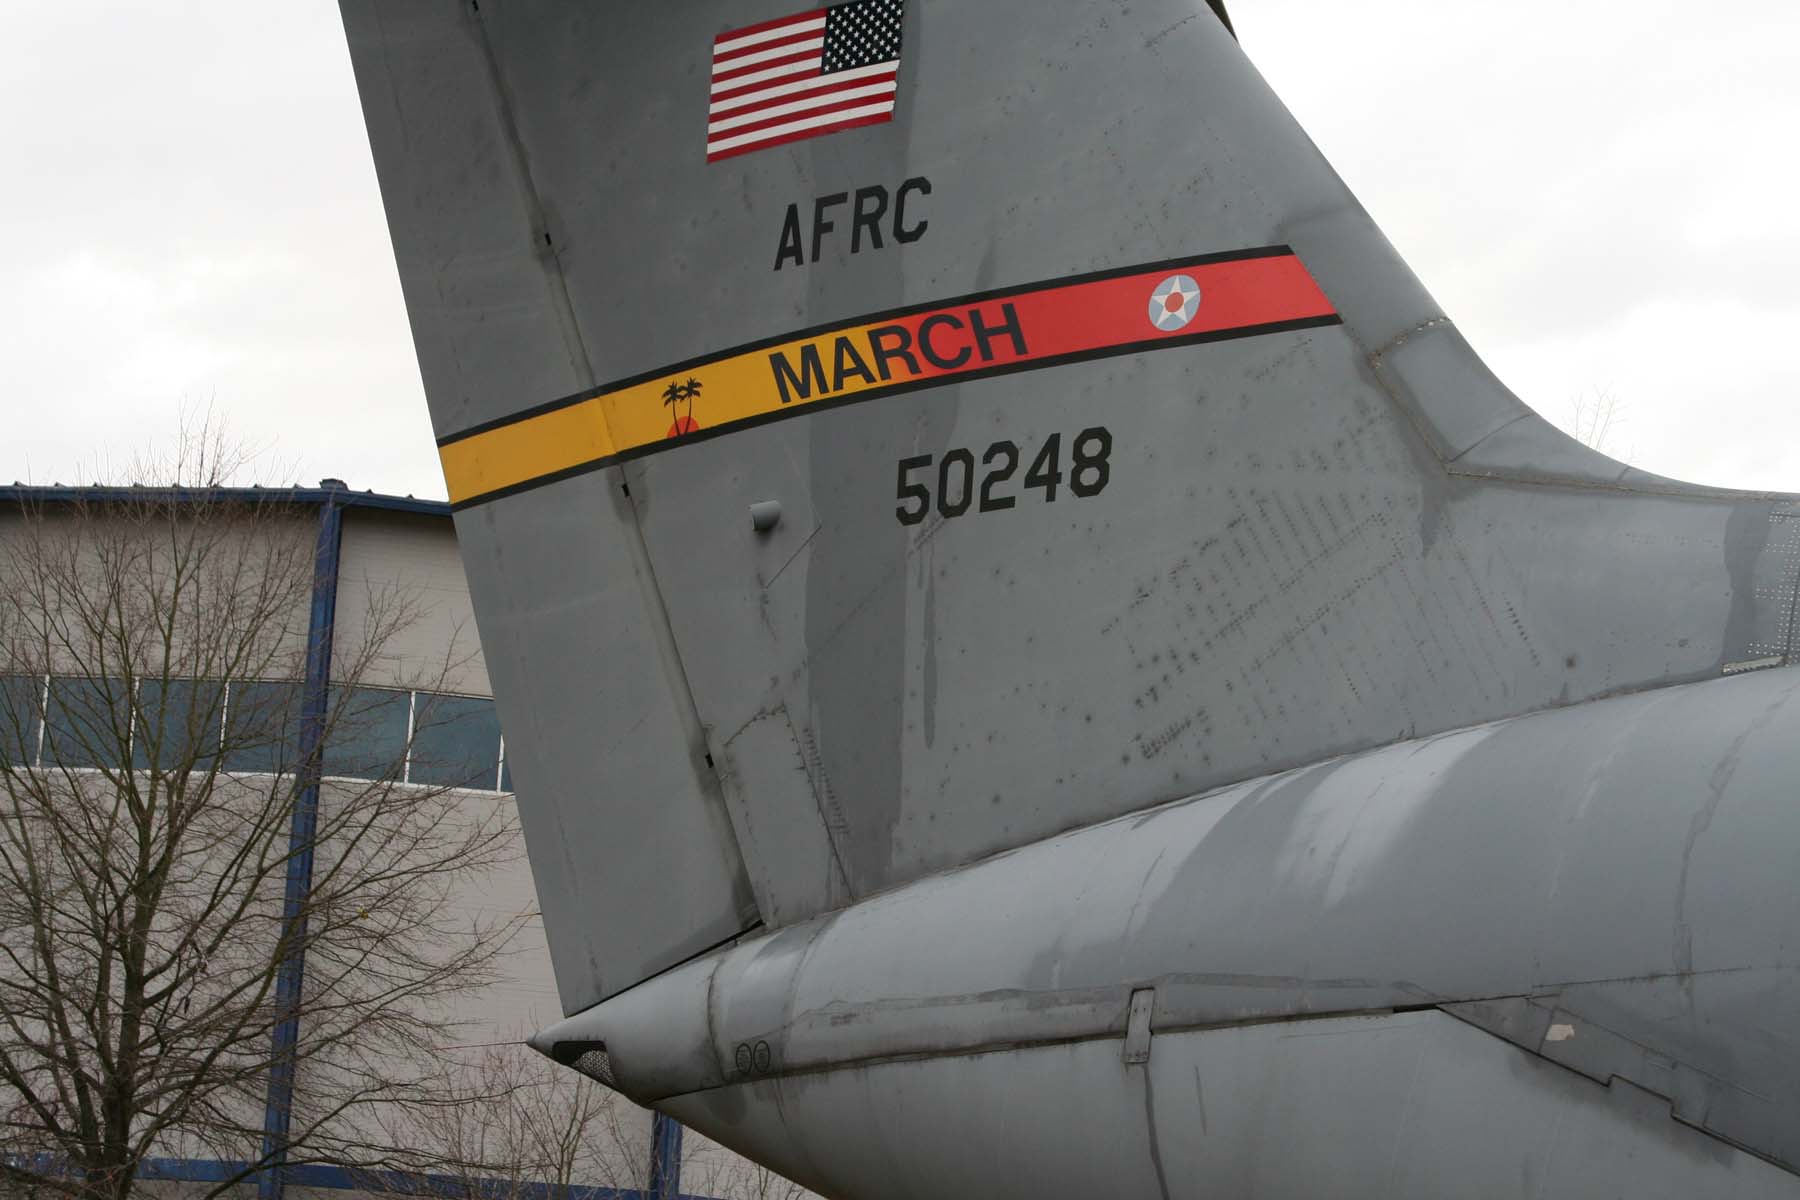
{"left": 663, "top": 377, "right": 702, "bottom": 437}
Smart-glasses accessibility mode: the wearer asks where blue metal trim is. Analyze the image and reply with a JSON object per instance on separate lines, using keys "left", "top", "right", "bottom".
{"left": 0, "top": 1157, "right": 721, "bottom": 1200}
{"left": 0, "top": 484, "right": 449, "bottom": 518}
{"left": 258, "top": 484, "right": 347, "bottom": 1200}
{"left": 646, "top": 1114, "right": 683, "bottom": 1200}
{"left": 139, "top": 1157, "right": 721, "bottom": 1200}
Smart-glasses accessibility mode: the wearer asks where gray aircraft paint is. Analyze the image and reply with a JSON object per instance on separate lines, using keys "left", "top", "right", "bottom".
{"left": 540, "top": 668, "right": 1800, "bottom": 1173}
{"left": 661, "top": 1011, "right": 1800, "bottom": 1199}
{"left": 340, "top": 0, "right": 1800, "bottom": 1193}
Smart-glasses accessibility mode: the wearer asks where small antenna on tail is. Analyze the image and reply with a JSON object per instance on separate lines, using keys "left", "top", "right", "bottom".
{"left": 1208, "top": 0, "right": 1236, "bottom": 38}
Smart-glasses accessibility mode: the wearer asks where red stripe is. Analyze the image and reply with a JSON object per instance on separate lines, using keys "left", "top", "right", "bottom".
{"left": 709, "top": 61, "right": 824, "bottom": 100}
{"left": 863, "top": 256, "right": 1336, "bottom": 381}
{"left": 712, "top": 73, "right": 825, "bottom": 109}
{"left": 706, "top": 110, "right": 895, "bottom": 162}
{"left": 711, "top": 27, "right": 824, "bottom": 73}
{"left": 712, "top": 45, "right": 821, "bottom": 86}
{"left": 1008, "top": 256, "right": 1332, "bottom": 353}
{"left": 711, "top": 68, "right": 823, "bottom": 105}
{"left": 713, "top": 8, "right": 826, "bottom": 46}
{"left": 712, "top": 67, "right": 897, "bottom": 117}
{"left": 708, "top": 90, "right": 892, "bottom": 143}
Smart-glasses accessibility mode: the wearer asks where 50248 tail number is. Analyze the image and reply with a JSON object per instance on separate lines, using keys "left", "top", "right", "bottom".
{"left": 895, "top": 427, "right": 1112, "bottom": 526}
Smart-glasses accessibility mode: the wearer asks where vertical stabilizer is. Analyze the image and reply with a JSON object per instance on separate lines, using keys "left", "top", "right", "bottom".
{"left": 340, "top": 0, "right": 1798, "bottom": 1010}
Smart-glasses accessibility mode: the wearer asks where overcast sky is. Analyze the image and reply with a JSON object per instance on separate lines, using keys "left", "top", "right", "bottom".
{"left": 4, "top": 1, "right": 1796, "bottom": 500}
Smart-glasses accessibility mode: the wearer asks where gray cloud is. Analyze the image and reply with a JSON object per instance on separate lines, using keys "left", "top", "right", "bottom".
{"left": 4, "top": 1, "right": 1796, "bottom": 497}
{"left": 1, "top": 2, "right": 434, "bottom": 495}
{"left": 1243, "top": 0, "right": 1800, "bottom": 491}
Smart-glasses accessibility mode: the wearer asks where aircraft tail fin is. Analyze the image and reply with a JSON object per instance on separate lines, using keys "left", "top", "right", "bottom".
{"left": 340, "top": 0, "right": 1798, "bottom": 1012}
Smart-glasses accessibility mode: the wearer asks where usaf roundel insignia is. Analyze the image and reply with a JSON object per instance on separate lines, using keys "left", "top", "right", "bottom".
{"left": 1148, "top": 274, "right": 1201, "bottom": 331}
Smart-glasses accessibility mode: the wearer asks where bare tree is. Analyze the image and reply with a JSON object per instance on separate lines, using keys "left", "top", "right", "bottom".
{"left": 0, "top": 434, "right": 522, "bottom": 1200}
{"left": 1569, "top": 386, "right": 1629, "bottom": 459}
{"left": 397, "top": 1045, "right": 824, "bottom": 1200}
{"left": 376, "top": 1040, "right": 654, "bottom": 1200}
{"left": 681, "top": 1137, "right": 815, "bottom": 1200}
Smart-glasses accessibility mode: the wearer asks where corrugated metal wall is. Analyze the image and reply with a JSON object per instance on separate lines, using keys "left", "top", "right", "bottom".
{"left": 335, "top": 510, "right": 490, "bottom": 697}
{"left": 0, "top": 495, "right": 809, "bottom": 1198}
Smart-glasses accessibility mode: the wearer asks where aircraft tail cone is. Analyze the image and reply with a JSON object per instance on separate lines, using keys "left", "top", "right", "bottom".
{"left": 533, "top": 951, "right": 726, "bottom": 1102}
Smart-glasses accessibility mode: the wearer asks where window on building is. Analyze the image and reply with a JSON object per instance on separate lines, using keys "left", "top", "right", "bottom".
{"left": 322, "top": 686, "right": 410, "bottom": 781}
{"left": 5, "top": 674, "right": 509, "bottom": 792}
{"left": 43, "top": 676, "right": 129, "bottom": 769}
{"left": 408, "top": 693, "right": 502, "bottom": 789}
{"left": 223, "top": 680, "right": 305, "bottom": 774}
{"left": 132, "top": 679, "right": 226, "bottom": 771}
{"left": 0, "top": 674, "right": 45, "bottom": 768}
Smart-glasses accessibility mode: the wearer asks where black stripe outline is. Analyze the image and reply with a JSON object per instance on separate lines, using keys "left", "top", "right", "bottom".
{"left": 437, "top": 243, "right": 1301, "bottom": 449}
{"left": 447, "top": 311, "right": 1344, "bottom": 512}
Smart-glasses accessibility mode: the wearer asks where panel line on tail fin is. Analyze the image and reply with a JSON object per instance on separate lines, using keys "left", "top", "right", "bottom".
{"left": 405, "top": 2, "right": 762, "bottom": 1003}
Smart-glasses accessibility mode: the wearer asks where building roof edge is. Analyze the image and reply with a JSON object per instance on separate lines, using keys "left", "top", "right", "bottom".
{"left": 0, "top": 483, "right": 451, "bottom": 518}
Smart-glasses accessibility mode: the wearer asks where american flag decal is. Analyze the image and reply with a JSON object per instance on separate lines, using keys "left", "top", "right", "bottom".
{"left": 707, "top": 0, "right": 903, "bottom": 163}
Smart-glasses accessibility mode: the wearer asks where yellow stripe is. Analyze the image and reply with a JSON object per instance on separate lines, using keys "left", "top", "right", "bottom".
{"left": 438, "top": 397, "right": 615, "bottom": 504}
{"left": 599, "top": 319, "right": 897, "bottom": 444}
{"left": 441, "top": 319, "right": 897, "bottom": 506}
{"left": 436, "top": 248, "right": 1339, "bottom": 508}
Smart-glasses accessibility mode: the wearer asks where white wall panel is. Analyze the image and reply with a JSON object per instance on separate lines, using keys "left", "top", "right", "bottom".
{"left": 334, "top": 511, "right": 489, "bottom": 697}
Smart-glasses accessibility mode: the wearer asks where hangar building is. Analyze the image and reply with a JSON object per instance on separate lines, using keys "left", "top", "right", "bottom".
{"left": 0, "top": 482, "right": 809, "bottom": 1200}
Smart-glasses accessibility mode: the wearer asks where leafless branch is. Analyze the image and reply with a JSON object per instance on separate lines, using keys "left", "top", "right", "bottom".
{"left": 0, "top": 437, "right": 523, "bottom": 1200}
